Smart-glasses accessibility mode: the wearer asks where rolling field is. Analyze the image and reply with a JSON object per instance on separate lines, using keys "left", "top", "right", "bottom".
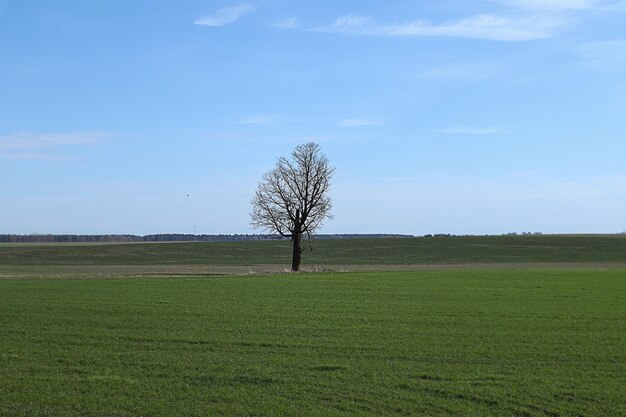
{"left": 1, "top": 235, "right": 626, "bottom": 279}
{"left": 1, "top": 237, "right": 625, "bottom": 416}
{"left": 0, "top": 270, "right": 624, "bottom": 416}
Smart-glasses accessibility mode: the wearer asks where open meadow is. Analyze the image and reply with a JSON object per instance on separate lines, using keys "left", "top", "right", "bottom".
{"left": 1, "top": 236, "right": 625, "bottom": 416}
{"left": 2, "top": 235, "right": 626, "bottom": 278}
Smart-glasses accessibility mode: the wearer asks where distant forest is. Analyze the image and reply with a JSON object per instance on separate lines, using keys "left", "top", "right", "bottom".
{"left": 0, "top": 234, "right": 414, "bottom": 243}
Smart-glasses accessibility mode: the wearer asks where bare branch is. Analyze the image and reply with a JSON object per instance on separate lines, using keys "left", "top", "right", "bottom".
{"left": 250, "top": 142, "right": 334, "bottom": 240}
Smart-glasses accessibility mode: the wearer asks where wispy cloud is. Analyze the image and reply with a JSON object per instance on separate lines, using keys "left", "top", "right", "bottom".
{"left": 332, "top": 15, "right": 374, "bottom": 29}
{"left": 386, "top": 15, "right": 563, "bottom": 41}
{"left": 238, "top": 115, "right": 272, "bottom": 126}
{"left": 417, "top": 62, "right": 502, "bottom": 81}
{"left": 578, "top": 39, "right": 626, "bottom": 72}
{"left": 496, "top": 0, "right": 626, "bottom": 11}
{"left": 435, "top": 126, "right": 507, "bottom": 135}
{"left": 1, "top": 152, "right": 63, "bottom": 161}
{"left": 0, "top": 132, "right": 108, "bottom": 150}
{"left": 313, "top": 0, "right": 626, "bottom": 42}
{"left": 0, "top": 132, "right": 108, "bottom": 160}
{"left": 194, "top": 4, "right": 256, "bottom": 27}
{"left": 339, "top": 119, "right": 383, "bottom": 128}
{"left": 273, "top": 17, "right": 299, "bottom": 29}
{"left": 316, "top": 13, "right": 564, "bottom": 41}
{"left": 496, "top": 0, "right": 599, "bottom": 10}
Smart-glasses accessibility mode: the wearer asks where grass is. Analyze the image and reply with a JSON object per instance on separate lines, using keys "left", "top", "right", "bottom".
{"left": 2, "top": 235, "right": 626, "bottom": 267}
{"left": 1, "top": 269, "right": 624, "bottom": 416}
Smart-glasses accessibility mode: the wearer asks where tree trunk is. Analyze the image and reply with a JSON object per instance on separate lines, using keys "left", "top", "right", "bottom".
{"left": 291, "top": 232, "right": 302, "bottom": 272}
{"left": 291, "top": 208, "right": 302, "bottom": 272}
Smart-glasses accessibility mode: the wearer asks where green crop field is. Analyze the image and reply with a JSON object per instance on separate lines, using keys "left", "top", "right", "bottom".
{"left": 1, "top": 237, "right": 625, "bottom": 416}
{"left": 1, "top": 235, "right": 626, "bottom": 268}
{"left": 1, "top": 269, "right": 625, "bottom": 416}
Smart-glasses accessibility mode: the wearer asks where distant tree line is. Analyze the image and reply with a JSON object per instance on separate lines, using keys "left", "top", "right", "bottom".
{"left": 0, "top": 234, "right": 143, "bottom": 243}
{"left": 0, "top": 233, "right": 413, "bottom": 243}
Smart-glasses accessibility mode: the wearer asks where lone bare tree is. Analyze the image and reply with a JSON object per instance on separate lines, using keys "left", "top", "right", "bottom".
{"left": 251, "top": 142, "right": 334, "bottom": 271}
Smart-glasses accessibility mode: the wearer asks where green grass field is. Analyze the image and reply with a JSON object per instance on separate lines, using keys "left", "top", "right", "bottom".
{"left": 1, "top": 237, "right": 625, "bottom": 416}
{"left": 2, "top": 235, "right": 626, "bottom": 267}
{"left": 1, "top": 269, "right": 625, "bottom": 416}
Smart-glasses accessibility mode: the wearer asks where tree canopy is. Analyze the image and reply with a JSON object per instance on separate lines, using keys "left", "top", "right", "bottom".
{"left": 251, "top": 142, "right": 334, "bottom": 271}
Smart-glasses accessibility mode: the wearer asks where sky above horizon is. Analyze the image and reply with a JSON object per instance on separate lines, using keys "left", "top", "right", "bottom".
{"left": 1, "top": 0, "right": 626, "bottom": 235}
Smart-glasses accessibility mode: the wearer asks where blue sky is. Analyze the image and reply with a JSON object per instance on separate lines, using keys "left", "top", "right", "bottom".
{"left": 1, "top": 0, "right": 625, "bottom": 235}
